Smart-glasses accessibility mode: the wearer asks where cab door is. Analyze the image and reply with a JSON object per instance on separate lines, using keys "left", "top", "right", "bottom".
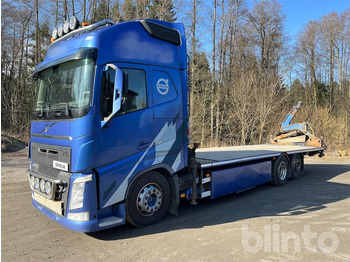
{"left": 95, "top": 63, "right": 153, "bottom": 168}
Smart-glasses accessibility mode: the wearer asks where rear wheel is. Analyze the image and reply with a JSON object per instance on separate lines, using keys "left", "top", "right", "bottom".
{"left": 271, "top": 155, "right": 290, "bottom": 186}
{"left": 290, "top": 154, "right": 304, "bottom": 179}
{"left": 126, "top": 171, "right": 170, "bottom": 227}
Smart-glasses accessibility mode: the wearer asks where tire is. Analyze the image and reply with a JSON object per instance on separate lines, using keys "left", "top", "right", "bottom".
{"left": 271, "top": 155, "right": 290, "bottom": 186}
{"left": 290, "top": 154, "right": 304, "bottom": 179}
{"left": 126, "top": 171, "right": 170, "bottom": 227}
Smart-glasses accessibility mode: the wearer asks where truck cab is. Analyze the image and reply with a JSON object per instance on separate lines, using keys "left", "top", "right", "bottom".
{"left": 28, "top": 18, "right": 188, "bottom": 232}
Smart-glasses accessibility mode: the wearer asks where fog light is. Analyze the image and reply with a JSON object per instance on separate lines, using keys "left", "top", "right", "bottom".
{"left": 40, "top": 179, "right": 45, "bottom": 192}
{"left": 67, "top": 212, "right": 89, "bottom": 222}
{"left": 45, "top": 181, "right": 52, "bottom": 196}
{"left": 34, "top": 177, "right": 40, "bottom": 190}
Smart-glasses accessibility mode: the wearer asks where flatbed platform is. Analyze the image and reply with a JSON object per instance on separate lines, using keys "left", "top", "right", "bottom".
{"left": 196, "top": 144, "right": 324, "bottom": 168}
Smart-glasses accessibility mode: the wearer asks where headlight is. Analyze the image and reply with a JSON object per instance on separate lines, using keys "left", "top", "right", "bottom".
{"left": 63, "top": 20, "right": 70, "bottom": 34}
{"left": 69, "top": 16, "right": 79, "bottom": 30}
{"left": 34, "top": 177, "right": 40, "bottom": 190}
{"left": 45, "top": 181, "right": 52, "bottom": 196}
{"left": 30, "top": 176, "right": 35, "bottom": 188}
{"left": 52, "top": 28, "right": 58, "bottom": 40}
{"left": 57, "top": 24, "right": 64, "bottom": 37}
{"left": 69, "top": 175, "right": 92, "bottom": 210}
{"left": 40, "top": 179, "right": 45, "bottom": 192}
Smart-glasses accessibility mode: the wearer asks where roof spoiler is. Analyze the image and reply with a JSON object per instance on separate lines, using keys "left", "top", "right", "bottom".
{"left": 140, "top": 20, "right": 181, "bottom": 46}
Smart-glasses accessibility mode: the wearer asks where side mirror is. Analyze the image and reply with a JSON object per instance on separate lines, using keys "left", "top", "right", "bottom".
{"left": 101, "top": 65, "right": 125, "bottom": 128}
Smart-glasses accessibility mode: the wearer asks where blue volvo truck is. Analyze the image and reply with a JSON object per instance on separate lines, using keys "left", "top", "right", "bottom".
{"left": 28, "top": 17, "right": 324, "bottom": 232}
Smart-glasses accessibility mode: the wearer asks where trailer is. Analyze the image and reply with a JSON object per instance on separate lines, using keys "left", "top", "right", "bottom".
{"left": 191, "top": 145, "right": 321, "bottom": 201}
{"left": 27, "top": 17, "right": 324, "bottom": 232}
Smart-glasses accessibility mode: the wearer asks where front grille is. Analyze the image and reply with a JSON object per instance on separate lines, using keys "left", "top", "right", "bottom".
{"left": 31, "top": 142, "right": 71, "bottom": 172}
{"left": 38, "top": 165, "right": 60, "bottom": 177}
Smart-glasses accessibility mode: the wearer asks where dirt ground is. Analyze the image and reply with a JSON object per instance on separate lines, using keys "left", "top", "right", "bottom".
{"left": 1, "top": 152, "right": 350, "bottom": 261}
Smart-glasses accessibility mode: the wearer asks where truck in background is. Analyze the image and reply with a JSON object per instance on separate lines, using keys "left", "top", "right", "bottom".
{"left": 28, "top": 17, "right": 324, "bottom": 232}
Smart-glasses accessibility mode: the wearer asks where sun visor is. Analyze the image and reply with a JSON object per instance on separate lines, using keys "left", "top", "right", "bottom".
{"left": 33, "top": 32, "right": 99, "bottom": 77}
{"left": 33, "top": 48, "right": 98, "bottom": 78}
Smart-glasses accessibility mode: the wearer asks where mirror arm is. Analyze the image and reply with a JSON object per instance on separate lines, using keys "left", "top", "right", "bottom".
{"left": 34, "top": 105, "right": 44, "bottom": 118}
{"left": 101, "top": 66, "right": 124, "bottom": 129}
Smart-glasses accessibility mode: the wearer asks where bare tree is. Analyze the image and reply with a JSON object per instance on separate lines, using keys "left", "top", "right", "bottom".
{"left": 296, "top": 21, "right": 320, "bottom": 108}
{"left": 210, "top": 0, "right": 217, "bottom": 143}
{"left": 247, "top": 0, "right": 285, "bottom": 73}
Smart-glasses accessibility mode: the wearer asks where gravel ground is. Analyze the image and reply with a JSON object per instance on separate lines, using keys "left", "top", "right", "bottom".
{"left": 1, "top": 152, "right": 350, "bottom": 261}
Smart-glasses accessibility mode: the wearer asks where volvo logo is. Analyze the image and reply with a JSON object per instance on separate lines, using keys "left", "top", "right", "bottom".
{"left": 156, "top": 78, "right": 169, "bottom": 95}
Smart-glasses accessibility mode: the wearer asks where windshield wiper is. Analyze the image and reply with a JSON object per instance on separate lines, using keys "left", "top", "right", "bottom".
{"left": 48, "top": 102, "right": 70, "bottom": 117}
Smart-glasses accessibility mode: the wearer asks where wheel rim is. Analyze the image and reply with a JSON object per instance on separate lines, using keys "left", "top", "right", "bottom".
{"left": 136, "top": 183, "right": 163, "bottom": 216}
{"left": 278, "top": 161, "right": 288, "bottom": 180}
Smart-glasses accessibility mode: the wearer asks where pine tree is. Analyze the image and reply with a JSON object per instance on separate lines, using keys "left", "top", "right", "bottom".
{"left": 149, "top": 0, "right": 176, "bottom": 22}
{"left": 122, "top": 0, "right": 137, "bottom": 21}
{"left": 135, "top": 0, "right": 151, "bottom": 19}
{"left": 95, "top": 0, "right": 109, "bottom": 21}
{"left": 111, "top": 0, "right": 122, "bottom": 21}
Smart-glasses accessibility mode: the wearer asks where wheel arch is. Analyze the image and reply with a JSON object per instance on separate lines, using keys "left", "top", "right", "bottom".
{"left": 125, "top": 164, "right": 179, "bottom": 216}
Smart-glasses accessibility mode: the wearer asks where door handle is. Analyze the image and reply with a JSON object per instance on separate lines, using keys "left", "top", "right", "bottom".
{"left": 137, "top": 140, "right": 152, "bottom": 150}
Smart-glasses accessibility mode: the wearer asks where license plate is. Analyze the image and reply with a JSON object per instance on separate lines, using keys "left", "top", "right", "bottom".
{"left": 33, "top": 193, "right": 63, "bottom": 215}
{"left": 53, "top": 160, "right": 68, "bottom": 171}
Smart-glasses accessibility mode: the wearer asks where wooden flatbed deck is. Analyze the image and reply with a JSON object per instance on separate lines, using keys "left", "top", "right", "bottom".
{"left": 196, "top": 144, "right": 324, "bottom": 168}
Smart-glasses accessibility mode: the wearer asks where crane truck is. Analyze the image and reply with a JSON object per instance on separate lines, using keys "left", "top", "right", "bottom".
{"left": 28, "top": 17, "right": 324, "bottom": 232}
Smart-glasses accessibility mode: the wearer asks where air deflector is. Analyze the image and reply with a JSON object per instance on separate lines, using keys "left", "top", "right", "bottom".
{"left": 140, "top": 20, "right": 181, "bottom": 46}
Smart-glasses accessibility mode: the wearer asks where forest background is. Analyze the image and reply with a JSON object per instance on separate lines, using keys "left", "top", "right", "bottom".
{"left": 1, "top": 0, "right": 349, "bottom": 152}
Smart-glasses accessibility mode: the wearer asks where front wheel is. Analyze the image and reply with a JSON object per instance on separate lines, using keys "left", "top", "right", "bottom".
{"left": 126, "top": 171, "right": 170, "bottom": 227}
{"left": 271, "top": 155, "right": 290, "bottom": 186}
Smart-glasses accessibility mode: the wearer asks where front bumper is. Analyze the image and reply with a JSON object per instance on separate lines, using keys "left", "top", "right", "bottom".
{"left": 29, "top": 165, "right": 126, "bottom": 232}
{"left": 31, "top": 195, "right": 125, "bottom": 232}
{"left": 32, "top": 196, "right": 100, "bottom": 232}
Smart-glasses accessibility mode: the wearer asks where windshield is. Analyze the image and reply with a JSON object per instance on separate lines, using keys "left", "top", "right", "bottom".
{"left": 35, "top": 59, "right": 94, "bottom": 112}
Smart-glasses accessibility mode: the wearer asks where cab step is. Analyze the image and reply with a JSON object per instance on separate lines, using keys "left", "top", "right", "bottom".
{"left": 98, "top": 216, "right": 123, "bottom": 227}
